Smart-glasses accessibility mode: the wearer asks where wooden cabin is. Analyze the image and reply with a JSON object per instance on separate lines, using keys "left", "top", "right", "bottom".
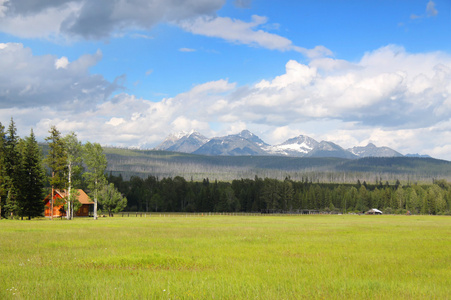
{"left": 44, "top": 189, "right": 94, "bottom": 217}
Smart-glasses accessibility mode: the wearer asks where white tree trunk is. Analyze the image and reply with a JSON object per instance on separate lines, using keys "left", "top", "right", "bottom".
{"left": 94, "top": 177, "right": 98, "bottom": 220}
{"left": 67, "top": 164, "right": 72, "bottom": 220}
{"left": 94, "top": 199, "right": 98, "bottom": 220}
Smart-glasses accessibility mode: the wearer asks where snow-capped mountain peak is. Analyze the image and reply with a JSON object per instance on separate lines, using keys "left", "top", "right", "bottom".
{"left": 348, "top": 143, "right": 403, "bottom": 158}
{"left": 236, "top": 130, "right": 269, "bottom": 147}
{"left": 306, "top": 141, "right": 358, "bottom": 159}
{"left": 265, "top": 135, "right": 318, "bottom": 157}
{"left": 155, "top": 130, "right": 412, "bottom": 159}
{"left": 155, "top": 130, "right": 209, "bottom": 153}
{"left": 193, "top": 130, "right": 268, "bottom": 156}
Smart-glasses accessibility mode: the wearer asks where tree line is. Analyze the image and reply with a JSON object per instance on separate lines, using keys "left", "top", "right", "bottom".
{"left": 108, "top": 174, "right": 451, "bottom": 215}
{"left": 0, "top": 118, "right": 126, "bottom": 220}
{"left": 2, "top": 117, "right": 449, "bottom": 218}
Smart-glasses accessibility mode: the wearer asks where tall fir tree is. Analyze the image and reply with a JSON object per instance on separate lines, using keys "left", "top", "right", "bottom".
{"left": 44, "top": 126, "right": 67, "bottom": 220}
{"left": 0, "top": 121, "right": 6, "bottom": 218}
{"left": 83, "top": 142, "right": 107, "bottom": 220}
{"left": 18, "top": 129, "right": 46, "bottom": 219}
{"left": 4, "top": 118, "right": 21, "bottom": 218}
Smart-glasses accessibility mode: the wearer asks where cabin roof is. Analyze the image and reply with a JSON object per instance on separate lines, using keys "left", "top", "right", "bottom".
{"left": 45, "top": 189, "right": 94, "bottom": 205}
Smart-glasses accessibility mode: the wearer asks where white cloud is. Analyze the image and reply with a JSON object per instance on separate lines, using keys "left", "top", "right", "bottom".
{"left": 234, "top": 0, "right": 252, "bottom": 9}
{"left": 179, "top": 47, "right": 196, "bottom": 52}
{"left": 255, "top": 60, "right": 317, "bottom": 89}
{"left": 0, "top": 0, "right": 225, "bottom": 39}
{"left": 106, "top": 117, "right": 126, "bottom": 126}
{"left": 54, "top": 56, "right": 69, "bottom": 69}
{"left": 269, "top": 126, "right": 307, "bottom": 145}
{"left": 0, "top": 43, "right": 113, "bottom": 109}
{"left": 2, "top": 44, "right": 451, "bottom": 160}
{"left": 426, "top": 1, "right": 438, "bottom": 17}
{"left": 409, "top": 1, "right": 438, "bottom": 21}
{"left": 0, "top": 0, "right": 8, "bottom": 18}
{"left": 180, "top": 15, "right": 332, "bottom": 57}
{"left": 180, "top": 15, "right": 293, "bottom": 50}
{"left": 0, "top": 2, "right": 82, "bottom": 39}
{"left": 0, "top": 0, "right": 330, "bottom": 58}
{"left": 410, "top": 14, "right": 422, "bottom": 20}
{"left": 130, "top": 33, "right": 154, "bottom": 39}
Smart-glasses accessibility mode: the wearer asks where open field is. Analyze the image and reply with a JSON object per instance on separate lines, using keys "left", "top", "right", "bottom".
{"left": 1, "top": 215, "right": 450, "bottom": 299}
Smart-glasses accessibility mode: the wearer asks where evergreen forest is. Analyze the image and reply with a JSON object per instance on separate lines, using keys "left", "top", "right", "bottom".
{"left": 0, "top": 119, "right": 125, "bottom": 220}
{"left": 109, "top": 174, "right": 451, "bottom": 215}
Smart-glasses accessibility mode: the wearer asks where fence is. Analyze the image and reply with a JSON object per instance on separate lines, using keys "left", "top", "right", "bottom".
{"left": 113, "top": 211, "right": 322, "bottom": 217}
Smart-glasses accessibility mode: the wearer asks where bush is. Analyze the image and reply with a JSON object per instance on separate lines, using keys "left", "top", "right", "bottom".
{"left": 384, "top": 207, "right": 393, "bottom": 214}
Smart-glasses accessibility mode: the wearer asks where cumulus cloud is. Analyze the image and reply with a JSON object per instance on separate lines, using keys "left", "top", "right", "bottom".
{"left": 2, "top": 44, "right": 451, "bottom": 159}
{"left": 0, "top": 0, "right": 225, "bottom": 39}
{"left": 54, "top": 56, "right": 69, "bottom": 69}
{"left": 249, "top": 45, "right": 451, "bottom": 128}
{"left": 0, "top": 43, "right": 116, "bottom": 110}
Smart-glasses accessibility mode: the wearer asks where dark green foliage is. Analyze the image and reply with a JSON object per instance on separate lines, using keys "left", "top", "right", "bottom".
{"left": 3, "top": 118, "right": 21, "bottom": 217}
{"left": 0, "top": 120, "right": 46, "bottom": 219}
{"left": 98, "top": 183, "right": 127, "bottom": 216}
{"left": 44, "top": 126, "right": 67, "bottom": 190}
{"left": 0, "top": 121, "right": 6, "bottom": 218}
{"left": 18, "top": 130, "right": 45, "bottom": 219}
{"left": 108, "top": 173, "right": 451, "bottom": 215}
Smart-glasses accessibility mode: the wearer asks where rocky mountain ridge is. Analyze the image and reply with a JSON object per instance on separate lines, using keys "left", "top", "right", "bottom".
{"left": 155, "top": 130, "right": 423, "bottom": 159}
{"left": 155, "top": 130, "right": 209, "bottom": 153}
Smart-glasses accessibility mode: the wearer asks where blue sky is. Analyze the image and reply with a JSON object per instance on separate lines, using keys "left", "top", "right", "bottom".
{"left": 1, "top": 0, "right": 451, "bottom": 159}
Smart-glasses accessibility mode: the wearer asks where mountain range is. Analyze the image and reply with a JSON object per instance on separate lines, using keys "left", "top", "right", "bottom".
{"left": 155, "top": 130, "right": 424, "bottom": 159}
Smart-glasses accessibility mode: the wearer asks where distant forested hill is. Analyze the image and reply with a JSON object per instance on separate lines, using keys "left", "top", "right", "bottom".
{"left": 104, "top": 148, "right": 451, "bottom": 183}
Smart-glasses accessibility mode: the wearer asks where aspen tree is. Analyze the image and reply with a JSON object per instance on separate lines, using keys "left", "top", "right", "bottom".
{"left": 83, "top": 142, "right": 107, "bottom": 220}
{"left": 63, "top": 132, "right": 83, "bottom": 220}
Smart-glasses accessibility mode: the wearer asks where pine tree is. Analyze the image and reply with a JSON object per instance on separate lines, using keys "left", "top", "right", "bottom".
{"left": 0, "top": 121, "right": 6, "bottom": 218}
{"left": 18, "top": 129, "right": 45, "bottom": 219}
{"left": 281, "top": 180, "right": 294, "bottom": 211}
{"left": 44, "top": 126, "right": 68, "bottom": 220}
{"left": 4, "top": 118, "right": 21, "bottom": 218}
{"left": 83, "top": 142, "right": 107, "bottom": 220}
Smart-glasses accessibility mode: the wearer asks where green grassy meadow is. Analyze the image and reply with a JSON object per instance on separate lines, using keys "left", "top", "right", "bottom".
{"left": 1, "top": 215, "right": 450, "bottom": 299}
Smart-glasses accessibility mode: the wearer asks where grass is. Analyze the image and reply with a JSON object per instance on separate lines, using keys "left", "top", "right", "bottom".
{"left": 0, "top": 215, "right": 450, "bottom": 299}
